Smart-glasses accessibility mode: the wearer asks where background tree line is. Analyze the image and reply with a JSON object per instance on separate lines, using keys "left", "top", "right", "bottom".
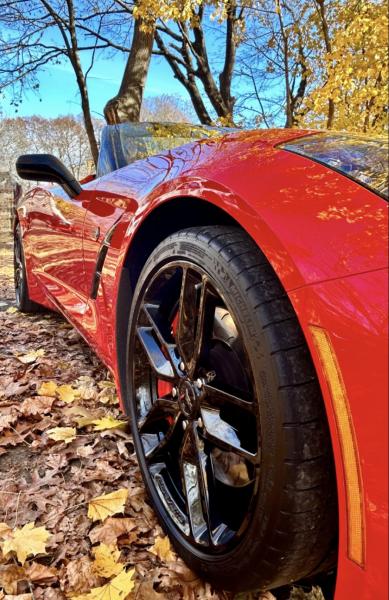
{"left": 0, "top": 0, "right": 387, "bottom": 167}
{"left": 0, "top": 96, "right": 192, "bottom": 178}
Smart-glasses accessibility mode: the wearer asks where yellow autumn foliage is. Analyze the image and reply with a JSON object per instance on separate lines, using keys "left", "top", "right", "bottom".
{"left": 299, "top": 0, "right": 388, "bottom": 133}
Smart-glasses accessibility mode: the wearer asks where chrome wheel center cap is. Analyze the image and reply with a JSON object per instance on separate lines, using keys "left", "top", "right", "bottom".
{"left": 178, "top": 379, "right": 199, "bottom": 419}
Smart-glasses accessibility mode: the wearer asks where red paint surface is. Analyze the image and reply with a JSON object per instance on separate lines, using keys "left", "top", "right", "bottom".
{"left": 16, "top": 129, "right": 388, "bottom": 598}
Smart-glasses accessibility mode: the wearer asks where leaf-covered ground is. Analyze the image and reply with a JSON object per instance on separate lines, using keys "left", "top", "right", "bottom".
{"left": 0, "top": 233, "right": 326, "bottom": 600}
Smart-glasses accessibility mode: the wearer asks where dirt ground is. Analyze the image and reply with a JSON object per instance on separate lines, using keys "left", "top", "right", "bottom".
{"left": 0, "top": 232, "right": 327, "bottom": 599}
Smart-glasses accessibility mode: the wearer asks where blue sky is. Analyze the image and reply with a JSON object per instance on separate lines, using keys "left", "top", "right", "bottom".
{"left": 1, "top": 52, "right": 190, "bottom": 120}
{"left": 0, "top": 7, "right": 247, "bottom": 124}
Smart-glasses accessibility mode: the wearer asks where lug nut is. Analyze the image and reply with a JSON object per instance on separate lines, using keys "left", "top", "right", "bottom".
{"left": 171, "top": 387, "right": 177, "bottom": 398}
{"left": 195, "top": 378, "right": 203, "bottom": 389}
{"left": 182, "top": 420, "right": 188, "bottom": 430}
{"left": 179, "top": 361, "right": 185, "bottom": 371}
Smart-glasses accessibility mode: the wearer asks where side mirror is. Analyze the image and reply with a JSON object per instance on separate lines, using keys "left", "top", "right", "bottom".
{"left": 16, "top": 154, "right": 82, "bottom": 198}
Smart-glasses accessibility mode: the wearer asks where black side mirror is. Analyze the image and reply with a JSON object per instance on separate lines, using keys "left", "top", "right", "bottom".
{"left": 16, "top": 154, "right": 82, "bottom": 198}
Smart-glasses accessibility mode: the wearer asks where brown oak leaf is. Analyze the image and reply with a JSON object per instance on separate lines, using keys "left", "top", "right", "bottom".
{"left": 89, "top": 517, "right": 137, "bottom": 546}
{"left": 19, "top": 396, "right": 54, "bottom": 417}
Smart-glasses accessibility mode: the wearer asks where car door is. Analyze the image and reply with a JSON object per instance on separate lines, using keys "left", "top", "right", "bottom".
{"left": 30, "top": 184, "right": 89, "bottom": 319}
{"left": 81, "top": 192, "right": 127, "bottom": 298}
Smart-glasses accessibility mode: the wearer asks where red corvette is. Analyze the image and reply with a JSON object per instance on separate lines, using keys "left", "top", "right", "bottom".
{"left": 14, "top": 127, "right": 388, "bottom": 598}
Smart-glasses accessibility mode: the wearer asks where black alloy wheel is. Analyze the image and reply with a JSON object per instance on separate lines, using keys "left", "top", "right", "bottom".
{"left": 14, "top": 227, "right": 24, "bottom": 307}
{"left": 127, "top": 226, "right": 337, "bottom": 592}
{"left": 14, "top": 223, "right": 41, "bottom": 313}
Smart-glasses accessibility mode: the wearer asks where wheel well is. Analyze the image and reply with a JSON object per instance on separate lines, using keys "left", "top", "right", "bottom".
{"left": 115, "top": 196, "right": 238, "bottom": 412}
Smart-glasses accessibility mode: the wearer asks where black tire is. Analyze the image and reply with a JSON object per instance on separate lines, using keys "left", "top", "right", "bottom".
{"left": 126, "top": 226, "right": 337, "bottom": 592}
{"left": 14, "top": 223, "right": 41, "bottom": 313}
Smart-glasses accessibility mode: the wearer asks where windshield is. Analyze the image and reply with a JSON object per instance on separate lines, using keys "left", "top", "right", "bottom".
{"left": 97, "top": 122, "right": 235, "bottom": 177}
{"left": 280, "top": 133, "right": 388, "bottom": 199}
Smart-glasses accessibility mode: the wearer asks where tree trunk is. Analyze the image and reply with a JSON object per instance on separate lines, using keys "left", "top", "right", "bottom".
{"left": 104, "top": 19, "right": 155, "bottom": 124}
{"left": 275, "top": 1, "right": 293, "bottom": 127}
{"left": 43, "top": 0, "right": 99, "bottom": 167}
{"left": 154, "top": 5, "right": 239, "bottom": 126}
{"left": 79, "top": 86, "right": 99, "bottom": 166}
{"left": 219, "top": 0, "right": 237, "bottom": 119}
{"left": 315, "top": 0, "right": 335, "bottom": 128}
{"left": 70, "top": 50, "right": 99, "bottom": 164}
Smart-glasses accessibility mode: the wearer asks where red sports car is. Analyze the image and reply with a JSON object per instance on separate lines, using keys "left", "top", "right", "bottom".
{"left": 14, "top": 127, "right": 388, "bottom": 598}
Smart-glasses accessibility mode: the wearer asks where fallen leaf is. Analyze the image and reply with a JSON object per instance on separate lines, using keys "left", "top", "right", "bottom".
{"left": 149, "top": 536, "right": 175, "bottom": 562}
{"left": 76, "top": 445, "right": 95, "bottom": 458}
{"left": 97, "top": 384, "right": 119, "bottom": 406}
{"left": 65, "top": 557, "right": 102, "bottom": 595}
{"left": 1, "top": 379, "right": 30, "bottom": 398}
{"left": 19, "top": 396, "right": 54, "bottom": 416}
{"left": 135, "top": 579, "right": 168, "bottom": 599}
{"left": 89, "top": 517, "right": 136, "bottom": 546}
{"left": 0, "top": 429, "right": 28, "bottom": 447}
{"left": 72, "top": 568, "right": 135, "bottom": 600}
{"left": 1, "top": 522, "right": 50, "bottom": 564}
{"left": 116, "top": 440, "right": 133, "bottom": 460}
{"left": 0, "top": 413, "right": 17, "bottom": 432}
{"left": 64, "top": 406, "right": 104, "bottom": 427}
{"left": 47, "top": 427, "right": 76, "bottom": 444}
{"left": 92, "top": 544, "right": 123, "bottom": 578}
{"left": 6, "top": 306, "right": 18, "bottom": 314}
{"left": 98, "top": 381, "right": 116, "bottom": 390}
{"left": 92, "top": 417, "right": 127, "bottom": 432}
{"left": 87, "top": 489, "right": 128, "bottom": 522}
{"left": 75, "top": 377, "right": 97, "bottom": 401}
{"left": 16, "top": 349, "right": 45, "bottom": 364}
{"left": 56, "top": 384, "right": 76, "bottom": 404}
{"left": 0, "top": 523, "right": 12, "bottom": 539}
{"left": 0, "top": 564, "right": 25, "bottom": 593}
{"left": 25, "top": 561, "right": 58, "bottom": 584}
{"left": 38, "top": 381, "right": 58, "bottom": 397}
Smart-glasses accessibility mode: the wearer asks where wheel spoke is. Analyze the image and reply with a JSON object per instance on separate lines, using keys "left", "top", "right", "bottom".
{"left": 142, "top": 402, "right": 181, "bottom": 462}
{"left": 176, "top": 268, "right": 199, "bottom": 369}
{"left": 180, "top": 422, "right": 212, "bottom": 543}
{"left": 203, "top": 383, "right": 256, "bottom": 413}
{"left": 141, "top": 303, "right": 181, "bottom": 376}
{"left": 176, "top": 269, "right": 212, "bottom": 375}
{"left": 138, "top": 397, "right": 179, "bottom": 432}
{"left": 137, "top": 327, "right": 176, "bottom": 380}
{"left": 200, "top": 408, "right": 260, "bottom": 465}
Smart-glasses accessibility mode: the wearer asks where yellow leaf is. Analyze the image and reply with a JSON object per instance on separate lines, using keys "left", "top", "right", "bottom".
{"left": 64, "top": 405, "right": 104, "bottom": 427}
{"left": 57, "top": 384, "right": 76, "bottom": 404}
{"left": 47, "top": 427, "right": 76, "bottom": 444}
{"left": 149, "top": 535, "right": 175, "bottom": 562}
{"left": 1, "top": 522, "right": 50, "bottom": 565}
{"left": 38, "top": 381, "right": 58, "bottom": 397}
{"left": 98, "top": 381, "right": 116, "bottom": 390}
{"left": 17, "top": 349, "right": 45, "bottom": 364}
{"left": 87, "top": 489, "right": 128, "bottom": 522}
{"left": 6, "top": 306, "right": 18, "bottom": 314}
{"left": 72, "top": 568, "right": 135, "bottom": 600}
{"left": 92, "top": 417, "right": 127, "bottom": 432}
{"left": 92, "top": 544, "right": 123, "bottom": 578}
